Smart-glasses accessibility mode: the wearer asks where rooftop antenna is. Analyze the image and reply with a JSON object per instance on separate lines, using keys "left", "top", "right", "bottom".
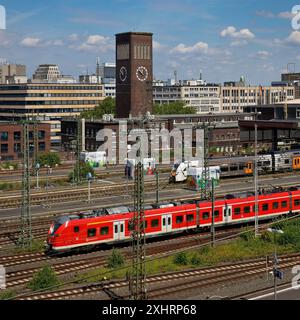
{"left": 287, "top": 62, "right": 296, "bottom": 74}
{"left": 174, "top": 70, "right": 177, "bottom": 83}
{"left": 199, "top": 69, "right": 202, "bottom": 80}
{"left": 96, "top": 57, "right": 100, "bottom": 77}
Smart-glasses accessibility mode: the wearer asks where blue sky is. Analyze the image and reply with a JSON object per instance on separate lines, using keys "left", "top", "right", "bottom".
{"left": 0, "top": 0, "right": 300, "bottom": 84}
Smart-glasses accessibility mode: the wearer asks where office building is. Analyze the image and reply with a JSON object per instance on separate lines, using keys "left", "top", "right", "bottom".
{"left": 0, "top": 83, "right": 104, "bottom": 146}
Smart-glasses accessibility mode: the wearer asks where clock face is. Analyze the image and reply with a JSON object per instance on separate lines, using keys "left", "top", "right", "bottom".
{"left": 119, "top": 66, "right": 127, "bottom": 82}
{"left": 136, "top": 66, "right": 148, "bottom": 81}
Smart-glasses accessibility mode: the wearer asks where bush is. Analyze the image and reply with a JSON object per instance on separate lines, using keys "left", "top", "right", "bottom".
{"left": 239, "top": 227, "right": 255, "bottom": 242}
{"left": 190, "top": 253, "right": 202, "bottom": 266}
{"left": 27, "top": 266, "right": 59, "bottom": 291}
{"left": 37, "top": 152, "right": 61, "bottom": 168}
{"left": 107, "top": 249, "right": 124, "bottom": 269}
{"left": 173, "top": 252, "right": 188, "bottom": 265}
{"left": 69, "top": 162, "right": 95, "bottom": 183}
{"left": 0, "top": 289, "right": 16, "bottom": 300}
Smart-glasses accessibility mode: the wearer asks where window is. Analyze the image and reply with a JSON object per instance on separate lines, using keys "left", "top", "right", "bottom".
{"left": 38, "top": 130, "right": 45, "bottom": 139}
{"left": 151, "top": 219, "right": 159, "bottom": 228}
{"left": 14, "top": 131, "right": 21, "bottom": 140}
{"left": 294, "top": 199, "right": 300, "bottom": 207}
{"left": 87, "top": 228, "right": 96, "bottom": 237}
{"left": 74, "top": 226, "right": 80, "bottom": 233}
{"left": 187, "top": 214, "right": 194, "bottom": 222}
{"left": 234, "top": 207, "right": 241, "bottom": 215}
{"left": 282, "top": 201, "right": 288, "bottom": 208}
{"left": 273, "top": 202, "right": 279, "bottom": 210}
{"left": 0, "top": 132, "right": 8, "bottom": 141}
{"left": 262, "top": 204, "right": 269, "bottom": 211}
{"left": 202, "top": 212, "right": 210, "bottom": 219}
{"left": 14, "top": 143, "right": 21, "bottom": 153}
{"left": 244, "top": 206, "right": 251, "bottom": 214}
{"left": 1, "top": 144, "right": 8, "bottom": 153}
{"left": 176, "top": 216, "right": 183, "bottom": 224}
{"left": 213, "top": 210, "right": 219, "bottom": 218}
{"left": 38, "top": 142, "right": 45, "bottom": 151}
{"left": 100, "top": 226, "right": 109, "bottom": 235}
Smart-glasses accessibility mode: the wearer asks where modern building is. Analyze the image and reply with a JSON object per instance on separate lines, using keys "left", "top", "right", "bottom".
{"left": 0, "top": 63, "right": 27, "bottom": 84}
{"left": 32, "top": 64, "right": 76, "bottom": 84}
{"left": 0, "top": 83, "right": 104, "bottom": 146}
{"left": 0, "top": 121, "right": 51, "bottom": 161}
{"left": 220, "top": 85, "right": 295, "bottom": 112}
{"left": 79, "top": 74, "right": 101, "bottom": 84}
{"left": 99, "top": 62, "right": 116, "bottom": 82}
{"left": 153, "top": 82, "right": 220, "bottom": 113}
{"left": 153, "top": 78, "right": 295, "bottom": 114}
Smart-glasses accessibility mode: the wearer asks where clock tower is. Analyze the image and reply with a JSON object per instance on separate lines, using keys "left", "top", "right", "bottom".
{"left": 115, "top": 32, "right": 153, "bottom": 118}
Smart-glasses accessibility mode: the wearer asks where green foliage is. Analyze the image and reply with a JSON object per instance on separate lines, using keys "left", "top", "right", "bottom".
{"left": 69, "top": 162, "right": 95, "bottom": 183}
{"left": 81, "top": 97, "right": 116, "bottom": 119}
{"left": 0, "top": 289, "right": 16, "bottom": 300}
{"left": 153, "top": 101, "right": 196, "bottom": 115}
{"left": 1, "top": 161, "right": 18, "bottom": 170}
{"left": 107, "top": 248, "right": 124, "bottom": 269}
{"left": 239, "top": 227, "right": 255, "bottom": 241}
{"left": 173, "top": 252, "right": 189, "bottom": 265}
{"left": 190, "top": 253, "right": 202, "bottom": 266}
{"left": 27, "top": 266, "right": 59, "bottom": 291}
{"left": 37, "top": 152, "right": 61, "bottom": 168}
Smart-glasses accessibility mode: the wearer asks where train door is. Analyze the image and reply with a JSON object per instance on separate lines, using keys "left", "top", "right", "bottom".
{"left": 223, "top": 205, "right": 232, "bottom": 224}
{"left": 162, "top": 214, "right": 172, "bottom": 233}
{"left": 113, "top": 221, "right": 125, "bottom": 241}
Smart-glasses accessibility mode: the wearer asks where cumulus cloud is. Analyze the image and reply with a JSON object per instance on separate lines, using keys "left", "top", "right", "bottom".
{"left": 72, "top": 34, "right": 113, "bottom": 53}
{"left": 170, "top": 41, "right": 209, "bottom": 54}
{"left": 256, "top": 50, "right": 272, "bottom": 59}
{"left": 21, "top": 37, "right": 41, "bottom": 47}
{"left": 286, "top": 31, "right": 300, "bottom": 45}
{"left": 220, "top": 26, "right": 255, "bottom": 39}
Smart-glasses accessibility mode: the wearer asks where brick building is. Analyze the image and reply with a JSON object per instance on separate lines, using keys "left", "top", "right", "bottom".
{"left": 0, "top": 121, "right": 51, "bottom": 161}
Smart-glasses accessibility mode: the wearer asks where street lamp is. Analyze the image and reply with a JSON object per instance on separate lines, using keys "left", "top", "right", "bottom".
{"left": 86, "top": 172, "right": 92, "bottom": 203}
{"left": 35, "top": 162, "right": 40, "bottom": 189}
{"left": 267, "top": 228, "right": 284, "bottom": 300}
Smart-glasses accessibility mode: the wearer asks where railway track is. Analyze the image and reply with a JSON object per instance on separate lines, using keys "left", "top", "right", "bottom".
{"left": 15, "top": 253, "right": 300, "bottom": 300}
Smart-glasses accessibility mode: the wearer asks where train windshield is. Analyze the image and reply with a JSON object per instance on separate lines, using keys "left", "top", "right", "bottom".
{"left": 49, "top": 216, "right": 72, "bottom": 235}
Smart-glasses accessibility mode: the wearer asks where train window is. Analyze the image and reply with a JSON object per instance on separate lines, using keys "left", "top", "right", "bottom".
{"left": 151, "top": 219, "right": 159, "bottom": 228}
{"left": 234, "top": 207, "right": 241, "bottom": 215}
{"left": 87, "top": 228, "right": 96, "bottom": 237}
{"left": 120, "top": 224, "right": 124, "bottom": 233}
{"left": 294, "top": 199, "right": 300, "bottom": 207}
{"left": 213, "top": 210, "right": 219, "bottom": 218}
{"left": 176, "top": 216, "right": 183, "bottom": 224}
{"left": 202, "top": 212, "right": 210, "bottom": 219}
{"left": 273, "top": 202, "right": 279, "bottom": 210}
{"left": 244, "top": 206, "right": 250, "bottom": 214}
{"left": 284, "top": 159, "right": 289, "bottom": 164}
{"left": 162, "top": 218, "right": 166, "bottom": 226}
{"left": 100, "top": 227, "right": 109, "bottom": 235}
{"left": 262, "top": 204, "right": 269, "bottom": 211}
{"left": 282, "top": 201, "right": 288, "bottom": 208}
{"left": 74, "top": 226, "right": 80, "bottom": 233}
{"left": 187, "top": 214, "right": 194, "bottom": 222}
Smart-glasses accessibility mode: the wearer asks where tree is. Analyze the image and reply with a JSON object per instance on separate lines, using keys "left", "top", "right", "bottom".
{"left": 107, "top": 248, "right": 124, "bottom": 269}
{"left": 81, "top": 97, "right": 116, "bottom": 119}
{"left": 27, "top": 266, "right": 59, "bottom": 291}
{"left": 37, "top": 152, "right": 61, "bottom": 168}
{"left": 69, "top": 162, "right": 95, "bottom": 183}
{"left": 153, "top": 101, "right": 196, "bottom": 115}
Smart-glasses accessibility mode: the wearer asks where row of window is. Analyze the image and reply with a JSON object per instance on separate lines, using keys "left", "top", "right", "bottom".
{"left": 0, "top": 142, "right": 46, "bottom": 153}
{"left": 0, "top": 93, "right": 102, "bottom": 97}
{"left": 0, "top": 100, "right": 100, "bottom": 105}
{"left": 0, "top": 131, "right": 45, "bottom": 141}
{"left": 0, "top": 85, "right": 102, "bottom": 90}
{"left": 233, "top": 199, "right": 300, "bottom": 215}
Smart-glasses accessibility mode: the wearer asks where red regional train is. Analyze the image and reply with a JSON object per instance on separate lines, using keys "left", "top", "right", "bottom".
{"left": 46, "top": 187, "right": 300, "bottom": 254}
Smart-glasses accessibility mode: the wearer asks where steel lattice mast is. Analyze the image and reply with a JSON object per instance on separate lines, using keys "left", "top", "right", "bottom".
{"left": 19, "top": 121, "right": 32, "bottom": 248}
{"left": 130, "top": 120, "right": 147, "bottom": 300}
{"left": 32, "top": 116, "right": 39, "bottom": 176}
{"left": 75, "top": 117, "right": 82, "bottom": 185}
